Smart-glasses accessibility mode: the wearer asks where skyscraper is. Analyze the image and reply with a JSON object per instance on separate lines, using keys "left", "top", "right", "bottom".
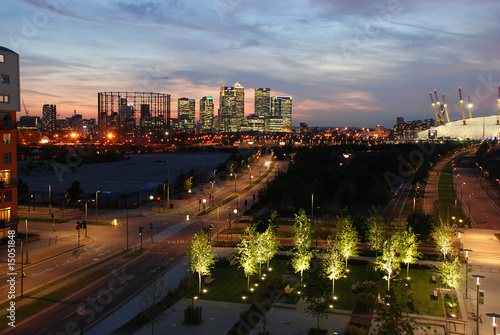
{"left": 0, "top": 46, "right": 19, "bottom": 232}
{"left": 255, "top": 88, "right": 271, "bottom": 117}
{"left": 271, "top": 96, "right": 292, "bottom": 131}
{"left": 42, "top": 104, "right": 57, "bottom": 131}
{"left": 218, "top": 86, "right": 236, "bottom": 132}
{"left": 234, "top": 82, "right": 245, "bottom": 124}
{"left": 200, "top": 96, "right": 214, "bottom": 132}
{"left": 178, "top": 97, "right": 195, "bottom": 130}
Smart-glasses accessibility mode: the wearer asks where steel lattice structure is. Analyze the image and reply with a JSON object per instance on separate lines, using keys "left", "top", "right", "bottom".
{"left": 98, "top": 92, "right": 170, "bottom": 141}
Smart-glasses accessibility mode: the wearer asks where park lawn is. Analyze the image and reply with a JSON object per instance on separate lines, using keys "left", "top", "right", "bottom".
{"left": 331, "top": 263, "right": 375, "bottom": 311}
{"left": 438, "top": 161, "right": 466, "bottom": 225}
{"left": 379, "top": 267, "right": 445, "bottom": 317}
{"left": 200, "top": 259, "right": 290, "bottom": 303}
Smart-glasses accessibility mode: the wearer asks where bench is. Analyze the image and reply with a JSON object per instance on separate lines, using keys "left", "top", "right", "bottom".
{"left": 431, "top": 288, "right": 439, "bottom": 300}
{"left": 431, "top": 275, "right": 438, "bottom": 283}
{"left": 204, "top": 275, "right": 215, "bottom": 284}
{"left": 284, "top": 284, "right": 294, "bottom": 295}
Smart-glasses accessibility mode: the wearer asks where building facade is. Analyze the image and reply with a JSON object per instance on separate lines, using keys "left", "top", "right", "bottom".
{"left": 200, "top": 96, "right": 214, "bottom": 132}
{"left": 42, "top": 104, "right": 56, "bottom": 131}
{"left": 98, "top": 92, "right": 170, "bottom": 142}
{"left": 178, "top": 97, "right": 195, "bottom": 130}
{"left": 255, "top": 88, "right": 270, "bottom": 117}
{"left": 270, "top": 96, "right": 292, "bottom": 131}
{"left": 0, "top": 46, "right": 19, "bottom": 232}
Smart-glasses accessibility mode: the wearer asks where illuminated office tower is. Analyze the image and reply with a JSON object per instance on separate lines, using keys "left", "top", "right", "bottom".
{"left": 178, "top": 97, "right": 195, "bottom": 130}
{"left": 218, "top": 86, "right": 236, "bottom": 132}
{"left": 271, "top": 96, "right": 292, "bottom": 131}
{"left": 234, "top": 82, "right": 245, "bottom": 125}
{"left": 42, "top": 104, "right": 57, "bottom": 131}
{"left": 255, "top": 88, "right": 270, "bottom": 117}
{"left": 200, "top": 96, "right": 214, "bottom": 132}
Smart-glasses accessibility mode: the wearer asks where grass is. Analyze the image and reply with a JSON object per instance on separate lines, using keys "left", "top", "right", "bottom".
{"left": 379, "top": 267, "right": 445, "bottom": 317}
{"left": 438, "top": 160, "right": 467, "bottom": 226}
{"left": 20, "top": 217, "right": 67, "bottom": 224}
{"left": 200, "top": 258, "right": 290, "bottom": 303}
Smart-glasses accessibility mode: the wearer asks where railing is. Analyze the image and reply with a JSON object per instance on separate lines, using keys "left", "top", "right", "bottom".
{"left": 0, "top": 178, "right": 18, "bottom": 188}
{"left": 0, "top": 121, "right": 17, "bottom": 130}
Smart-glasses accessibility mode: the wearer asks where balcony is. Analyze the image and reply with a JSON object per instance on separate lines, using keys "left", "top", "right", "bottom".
{"left": 0, "top": 178, "right": 17, "bottom": 188}
{"left": 0, "top": 121, "right": 17, "bottom": 130}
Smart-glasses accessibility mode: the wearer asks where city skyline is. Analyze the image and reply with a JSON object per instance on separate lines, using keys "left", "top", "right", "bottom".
{"left": 2, "top": 0, "right": 500, "bottom": 128}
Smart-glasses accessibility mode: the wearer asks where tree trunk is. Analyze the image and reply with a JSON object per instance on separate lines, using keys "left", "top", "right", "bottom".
{"left": 300, "top": 269, "right": 303, "bottom": 284}
{"left": 332, "top": 278, "right": 335, "bottom": 298}
{"left": 247, "top": 275, "right": 250, "bottom": 291}
{"left": 259, "top": 262, "right": 262, "bottom": 277}
{"left": 406, "top": 262, "right": 410, "bottom": 278}
{"left": 198, "top": 271, "right": 201, "bottom": 294}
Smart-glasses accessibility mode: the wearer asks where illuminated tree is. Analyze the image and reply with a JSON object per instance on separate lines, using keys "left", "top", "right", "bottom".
{"left": 367, "top": 214, "right": 385, "bottom": 258}
{"left": 261, "top": 226, "right": 279, "bottom": 270}
{"left": 237, "top": 228, "right": 259, "bottom": 291}
{"left": 432, "top": 218, "right": 455, "bottom": 260}
{"left": 376, "top": 235, "right": 401, "bottom": 291}
{"left": 335, "top": 217, "right": 360, "bottom": 269}
{"left": 437, "top": 256, "right": 463, "bottom": 306}
{"left": 292, "top": 208, "right": 314, "bottom": 283}
{"left": 399, "top": 226, "right": 421, "bottom": 278}
{"left": 322, "top": 241, "right": 345, "bottom": 299}
{"left": 187, "top": 230, "right": 216, "bottom": 294}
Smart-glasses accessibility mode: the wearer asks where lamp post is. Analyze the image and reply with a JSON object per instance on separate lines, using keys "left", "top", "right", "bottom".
{"left": 469, "top": 192, "right": 473, "bottom": 228}
{"left": 456, "top": 230, "right": 464, "bottom": 256}
{"left": 25, "top": 218, "right": 29, "bottom": 264}
{"left": 472, "top": 274, "right": 485, "bottom": 335}
{"left": 311, "top": 193, "right": 314, "bottom": 220}
{"left": 95, "top": 191, "right": 100, "bottom": 222}
{"left": 48, "top": 185, "right": 52, "bottom": 217}
{"left": 202, "top": 198, "right": 206, "bottom": 213}
{"left": 485, "top": 312, "right": 500, "bottom": 335}
{"left": 461, "top": 182, "right": 466, "bottom": 203}
{"left": 234, "top": 173, "right": 237, "bottom": 194}
{"left": 233, "top": 208, "right": 238, "bottom": 226}
{"left": 463, "top": 249, "right": 472, "bottom": 299}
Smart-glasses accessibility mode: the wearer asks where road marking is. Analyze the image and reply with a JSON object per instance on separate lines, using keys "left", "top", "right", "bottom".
{"left": 63, "top": 310, "right": 75, "bottom": 320}
{"left": 35, "top": 328, "right": 49, "bottom": 335}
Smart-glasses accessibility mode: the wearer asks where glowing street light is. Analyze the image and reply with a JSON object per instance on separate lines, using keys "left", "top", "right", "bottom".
{"left": 485, "top": 312, "right": 500, "bottom": 335}
{"left": 472, "top": 274, "right": 485, "bottom": 335}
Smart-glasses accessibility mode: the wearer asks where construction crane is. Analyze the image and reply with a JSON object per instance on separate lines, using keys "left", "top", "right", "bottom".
{"left": 434, "top": 90, "right": 444, "bottom": 125}
{"left": 458, "top": 87, "right": 466, "bottom": 125}
{"left": 429, "top": 92, "right": 440, "bottom": 125}
{"left": 22, "top": 98, "right": 29, "bottom": 116}
{"left": 467, "top": 95, "right": 473, "bottom": 119}
{"left": 497, "top": 86, "right": 500, "bottom": 125}
{"left": 442, "top": 94, "right": 450, "bottom": 123}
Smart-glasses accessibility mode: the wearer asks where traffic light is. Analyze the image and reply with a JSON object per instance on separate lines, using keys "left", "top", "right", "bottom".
{"left": 82, "top": 221, "right": 87, "bottom": 229}
{"left": 139, "top": 227, "right": 142, "bottom": 236}
{"left": 75, "top": 222, "right": 80, "bottom": 230}
{"left": 157, "top": 196, "right": 161, "bottom": 202}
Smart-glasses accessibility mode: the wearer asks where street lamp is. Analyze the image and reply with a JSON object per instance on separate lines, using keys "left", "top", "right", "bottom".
{"left": 464, "top": 249, "right": 472, "bottom": 299}
{"left": 469, "top": 192, "right": 473, "bottom": 228}
{"left": 95, "top": 191, "right": 100, "bottom": 222}
{"left": 233, "top": 208, "right": 238, "bottom": 225}
{"left": 456, "top": 230, "right": 464, "bottom": 256}
{"left": 485, "top": 312, "right": 500, "bottom": 335}
{"left": 472, "top": 274, "right": 485, "bottom": 335}
{"left": 202, "top": 198, "right": 206, "bottom": 212}
{"left": 230, "top": 173, "right": 237, "bottom": 194}
{"left": 461, "top": 182, "right": 466, "bottom": 203}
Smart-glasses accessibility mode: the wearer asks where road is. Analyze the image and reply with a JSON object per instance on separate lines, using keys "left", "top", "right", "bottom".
{"left": 1, "top": 156, "right": 287, "bottom": 334}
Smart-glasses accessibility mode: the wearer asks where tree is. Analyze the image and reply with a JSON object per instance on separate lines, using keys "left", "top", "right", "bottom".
{"left": 65, "top": 180, "right": 84, "bottom": 204}
{"left": 398, "top": 226, "right": 421, "bottom": 278}
{"left": 261, "top": 226, "right": 279, "bottom": 270}
{"left": 237, "top": 228, "right": 259, "bottom": 291}
{"left": 432, "top": 218, "right": 455, "bottom": 260}
{"left": 437, "top": 256, "right": 463, "bottom": 306}
{"left": 366, "top": 213, "right": 385, "bottom": 258}
{"left": 17, "top": 178, "right": 30, "bottom": 204}
{"left": 406, "top": 210, "right": 434, "bottom": 241}
{"left": 248, "top": 227, "right": 267, "bottom": 277}
{"left": 322, "top": 241, "right": 345, "bottom": 299}
{"left": 292, "top": 208, "right": 314, "bottom": 283}
{"left": 187, "top": 230, "right": 216, "bottom": 294}
{"left": 303, "top": 267, "right": 331, "bottom": 332}
{"left": 335, "top": 217, "right": 360, "bottom": 269}
{"left": 376, "top": 235, "right": 400, "bottom": 291}
{"left": 375, "top": 282, "right": 426, "bottom": 335}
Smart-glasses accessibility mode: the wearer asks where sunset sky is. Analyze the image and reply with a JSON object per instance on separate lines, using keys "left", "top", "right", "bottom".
{"left": 2, "top": 0, "right": 500, "bottom": 128}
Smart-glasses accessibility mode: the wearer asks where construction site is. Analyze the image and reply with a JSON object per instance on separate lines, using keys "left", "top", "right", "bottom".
{"left": 97, "top": 92, "right": 171, "bottom": 142}
{"left": 418, "top": 86, "right": 500, "bottom": 140}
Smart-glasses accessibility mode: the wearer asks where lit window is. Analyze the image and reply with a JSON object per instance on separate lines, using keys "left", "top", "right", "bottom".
{"left": 0, "top": 95, "right": 9, "bottom": 103}
{"left": 3, "top": 134, "right": 10, "bottom": 145}
{"left": 4, "top": 191, "right": 11, "bottom": 203}
{"left": 0, "top": 75, "right": 8, "bottom": 84}
{"left": 0, "top": 55, "right": 4, "bottom": 63}
{"left": 3, "top": 153, "right": 11, "bottom": 164}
